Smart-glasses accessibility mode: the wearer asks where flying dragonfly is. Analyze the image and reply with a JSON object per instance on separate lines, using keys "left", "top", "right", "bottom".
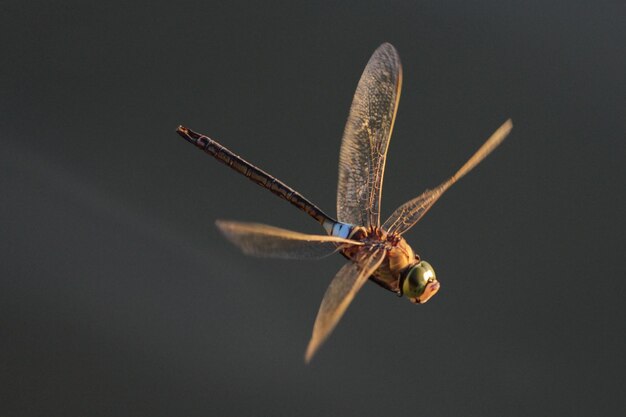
{"left": 176, "top": 43, "right": 512, "bottom": 362}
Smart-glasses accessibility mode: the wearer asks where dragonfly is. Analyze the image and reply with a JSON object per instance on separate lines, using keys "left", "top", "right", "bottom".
{"left": 176, "top": 43, "right": 512, "bottom": 362}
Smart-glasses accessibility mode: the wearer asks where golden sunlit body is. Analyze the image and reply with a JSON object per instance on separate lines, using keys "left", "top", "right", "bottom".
{"left": 340, "top": 226, "right": 438, "bottom": 304}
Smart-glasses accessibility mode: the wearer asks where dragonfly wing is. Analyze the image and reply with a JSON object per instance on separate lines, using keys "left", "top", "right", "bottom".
{"left": 304, "top": 248, "right": 386, "bottom": 363}
{"left": 382, "top": 120, "right": 513, "bottom": 235}
{"left": 216, "top": 220, "right": 362, "bottom": 260}
{"left": 337, "top": 43, "right": 402, "bottom": 228}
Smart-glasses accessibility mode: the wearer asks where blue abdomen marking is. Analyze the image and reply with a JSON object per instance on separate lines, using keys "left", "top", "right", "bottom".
{"left": 331, "top": 222, "right": 353, "bottom": 239}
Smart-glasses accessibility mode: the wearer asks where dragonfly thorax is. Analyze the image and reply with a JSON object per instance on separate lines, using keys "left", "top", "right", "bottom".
{"left": 332, "top": 223, "right": 436, "bottom": 303}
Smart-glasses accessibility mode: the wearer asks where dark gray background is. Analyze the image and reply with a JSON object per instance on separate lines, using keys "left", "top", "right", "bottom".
{"left": 1, "top": 1, "right": 624, "bottom": 416}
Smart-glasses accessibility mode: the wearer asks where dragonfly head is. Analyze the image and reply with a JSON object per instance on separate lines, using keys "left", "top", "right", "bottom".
{"left": 402, "top": 261, "right": 440, "bottom": 304}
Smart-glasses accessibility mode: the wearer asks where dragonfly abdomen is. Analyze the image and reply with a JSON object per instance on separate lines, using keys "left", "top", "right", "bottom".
{"left": 177, "top": 126, "right": 336, "bottom": 228}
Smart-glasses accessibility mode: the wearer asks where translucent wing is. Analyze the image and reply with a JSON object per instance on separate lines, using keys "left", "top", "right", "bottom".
{"left": 216, "top": 220, "right": 362, "bottom": 260}
{"left": 337, "top": 43, "right": 402, "bottom": 228}
{"left": 383, "top": 120, "right": 513, "bottom": 235}
{"left": 304, "top": 248, "right": 386, "bottom": 363}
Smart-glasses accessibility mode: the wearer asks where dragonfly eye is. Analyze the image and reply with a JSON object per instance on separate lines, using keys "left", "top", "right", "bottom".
{"left": 402, "top": 261, "right": 440, "bottom": 304}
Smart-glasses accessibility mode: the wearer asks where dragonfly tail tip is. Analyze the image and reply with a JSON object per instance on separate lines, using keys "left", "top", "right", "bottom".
{"left": 176, "top": 125, "right": 201, "bottom": 146}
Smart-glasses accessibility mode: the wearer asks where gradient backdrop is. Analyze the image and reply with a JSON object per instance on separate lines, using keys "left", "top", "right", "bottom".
{"left": 1, "top": 1, "right": 624, "bottom": 416}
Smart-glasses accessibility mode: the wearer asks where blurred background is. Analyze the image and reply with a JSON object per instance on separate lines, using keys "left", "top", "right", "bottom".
{"left": 1, "top": 1, "right": 624, "bottom": 416}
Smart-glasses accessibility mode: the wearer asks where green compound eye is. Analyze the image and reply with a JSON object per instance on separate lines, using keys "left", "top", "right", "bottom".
{"left": 402, "top": 261, "right": 439, "bottom": 303}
